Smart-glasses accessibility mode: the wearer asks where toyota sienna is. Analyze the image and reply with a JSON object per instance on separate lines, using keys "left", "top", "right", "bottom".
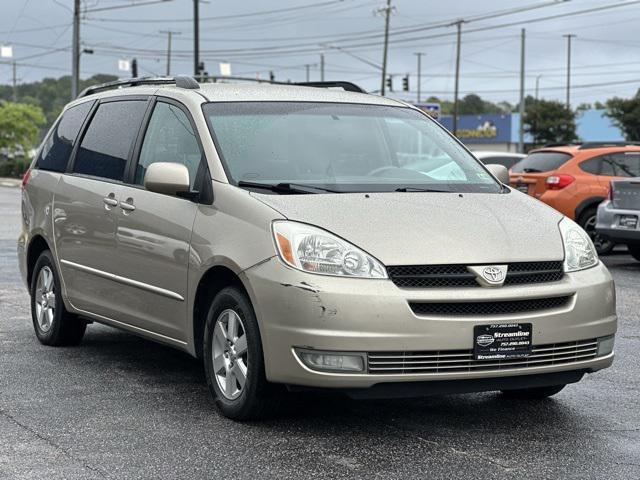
{"left": 18, "top": 76, "right": 617, "bottom": 419}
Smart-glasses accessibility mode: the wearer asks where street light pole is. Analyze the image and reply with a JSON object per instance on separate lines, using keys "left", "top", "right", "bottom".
{"left": 320, "top": 53, "right": 325, "bottom": 81}
{"left": 71, "top": 0, "right": 80, "bottom": 99}
{"left": 563, "top": 34, "right": 576, "bottom": 109}
{"left": 414, "top": 52, "right": 424, "bottom": 103}
{"left": 518, "top": 28, "right": 526, "bottom": 154}
{"left": 378, "top": 0, "right": 392, "bottom": 96}
{"left": 194, "top": 0, "right": 200, "bottom": 78}
{"left": 160, "top": 30, "right": 181, "bottom": 76}
{"left": 452, "top": 20, "right": 464, "bottom": 136}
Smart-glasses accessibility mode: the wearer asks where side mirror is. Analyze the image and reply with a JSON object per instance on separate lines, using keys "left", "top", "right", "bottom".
{"left": 144, "top": 162, "right": 190, "bottom": 196}
{"left": 485, "top": 164, "right": 510, "bottom": 185}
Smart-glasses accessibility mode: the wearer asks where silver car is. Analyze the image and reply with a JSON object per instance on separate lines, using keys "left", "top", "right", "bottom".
{"left": 18, "top": 77, "right": 616, "bottom": 420}
{"left": 596, "top": 178, "right": 640, "bottom": 261}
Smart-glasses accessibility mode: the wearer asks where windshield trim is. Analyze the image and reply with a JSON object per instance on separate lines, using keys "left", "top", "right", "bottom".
{"left": 201, "top": 100, "right": 502, "bottom": 193}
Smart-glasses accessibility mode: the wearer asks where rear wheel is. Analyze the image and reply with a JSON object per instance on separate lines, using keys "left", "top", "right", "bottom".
{"left": 628, "top": 243, "right": 640, "bottom": 262}
{"left": 30, "top": 251, "right": 87, "bottom": 346}
{"left": 203, "top": 286, "right": 280, "bottom": 420}
{"left": 579, "top": 208, "right": 614, "bottom": 255}
{"left": 501, "top": 384, "right": 566, "bottom": 399}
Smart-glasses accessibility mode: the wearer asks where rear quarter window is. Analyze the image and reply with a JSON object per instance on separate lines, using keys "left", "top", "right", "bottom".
{"left": 36, "top": 101, "right": 92, "bottom": 173}
{"left": 511, "top": 152, "right": 572, "bottom": 173}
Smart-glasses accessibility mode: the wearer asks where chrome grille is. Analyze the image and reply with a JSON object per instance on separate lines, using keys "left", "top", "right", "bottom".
{"left": 367, "top": 339, "right": 598, "bottom": 374}
{"left": 387, "top": 261, "right": 564, "bottom": 288}
{"left": 409, "top": 295, "right": 572, "bottom": 316}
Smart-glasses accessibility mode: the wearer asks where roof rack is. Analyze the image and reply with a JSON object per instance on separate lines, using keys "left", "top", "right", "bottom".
{"left": 578, "top": 141, "right": 640, "bottom": 150}
{"left": 77, "top": 75, "right": 367, "bottom": 99}
{"left": 77, "top": 75, "right": 199, "bottom": 98}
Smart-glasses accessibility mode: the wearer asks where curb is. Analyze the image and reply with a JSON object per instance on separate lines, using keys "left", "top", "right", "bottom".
{"left": 0, "top": 178, "right": 21, "bottom": 188}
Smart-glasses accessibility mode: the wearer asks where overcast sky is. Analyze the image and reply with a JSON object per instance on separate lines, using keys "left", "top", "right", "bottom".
{"left": 1, "top": 0, "right": 640, "bottom": 107}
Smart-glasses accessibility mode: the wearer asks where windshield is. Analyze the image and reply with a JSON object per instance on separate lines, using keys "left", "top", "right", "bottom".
{"left": 511, "top": 151, "right": 572, "bottom": 173}
{"left": 203, "top": 102, "right": 501, "bottom": 193}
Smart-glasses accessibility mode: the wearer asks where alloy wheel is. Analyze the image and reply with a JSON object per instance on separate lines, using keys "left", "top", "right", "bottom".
{"left": 211, "top": 309, "right": 248, "bottom": 400}
{"left": 35, "top": 266, "right": 56, "bottom": 333}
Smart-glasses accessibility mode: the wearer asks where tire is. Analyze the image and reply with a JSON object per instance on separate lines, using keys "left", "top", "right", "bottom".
{"left": 30, "top": 250, "right": 87, "bottom": 346}
{"left": 578, "top": 208, "right": 614, "bottom": 255}
{"left": 628, "top": 244, "right": 640, "bottom": 262}
{"left": 501, "top": 384, "right": 566, "bottom": 399}
{"left": 203, "top": 286, "right": 280, "bottom": 420}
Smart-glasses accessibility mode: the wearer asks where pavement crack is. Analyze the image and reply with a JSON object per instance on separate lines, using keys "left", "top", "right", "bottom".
{"left": 0, "top": 408, "right": 111, "bottom": 479}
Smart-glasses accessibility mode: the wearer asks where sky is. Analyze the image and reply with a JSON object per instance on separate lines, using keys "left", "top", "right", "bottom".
{"left": 1, "top": 0, "right": 640, "bottom": 107}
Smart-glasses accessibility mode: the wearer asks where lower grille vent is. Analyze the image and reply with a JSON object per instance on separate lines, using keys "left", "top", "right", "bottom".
{"left": 409, "top": 296, "right": 572, "bottom": 316}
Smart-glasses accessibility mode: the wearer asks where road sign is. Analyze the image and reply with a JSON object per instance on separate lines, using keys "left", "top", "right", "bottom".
{"left": 417, "top": 102, "right": 440, "bottom": 120}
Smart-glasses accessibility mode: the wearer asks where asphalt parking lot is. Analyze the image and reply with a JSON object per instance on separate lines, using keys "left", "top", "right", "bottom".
{"left": 0, "top": 184, "right": 639, "bottom": 480}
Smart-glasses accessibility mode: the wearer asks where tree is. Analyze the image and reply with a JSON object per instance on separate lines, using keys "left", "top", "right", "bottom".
{"left": 523, "top": 96, "right": 577, "bottom": 146}
{"left": 605, "top": 90, "right": 640, "bottom": 141}
{"left": 0, "top": 102, "right": 46, "bottom": 154}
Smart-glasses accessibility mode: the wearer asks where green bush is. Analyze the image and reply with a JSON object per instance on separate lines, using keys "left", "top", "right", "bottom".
{"left": 0, "top": 158, "right": 30, "bottom": 178}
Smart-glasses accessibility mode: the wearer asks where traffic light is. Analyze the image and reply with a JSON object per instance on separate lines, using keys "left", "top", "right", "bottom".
{"left": 269, "top": 71, "right": 275, "bottom": 82}
{"left": 386, "top": 75, "right": 393, "bottom": 92}
{"left": 402, "top": 74, "right": 409, "bottom": 91}
{"left": 131, "top": 58, "right": 138, "bottom": 77}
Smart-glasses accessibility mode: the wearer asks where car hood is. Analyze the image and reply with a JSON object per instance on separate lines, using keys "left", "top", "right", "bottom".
{"left": 251, "top": 191, "right": 565, "bottom": 265}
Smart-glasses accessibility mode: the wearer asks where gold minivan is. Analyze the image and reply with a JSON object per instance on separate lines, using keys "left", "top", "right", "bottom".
{"left": 18, "top": 77, "right": 616, "bottom": 419}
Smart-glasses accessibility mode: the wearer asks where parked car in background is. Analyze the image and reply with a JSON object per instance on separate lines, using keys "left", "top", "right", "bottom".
{"left": 472, "top": 150, "right": 525, "bottom": 170}
{"left": 509, "top": 143, "right": 640, "bottom": 254}
{"left": 596, "top": 178, "right": 640, "bottom": 261}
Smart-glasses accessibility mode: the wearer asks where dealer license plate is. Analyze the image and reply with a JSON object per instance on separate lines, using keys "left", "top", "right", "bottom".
{"left": 474, "top": 323, "right": 532, "bottom": 360}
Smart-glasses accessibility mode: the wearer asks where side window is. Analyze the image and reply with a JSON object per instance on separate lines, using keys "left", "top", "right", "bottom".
{"left": 579, "top": 158, "right": 602, "bottom": 175}
{"left": 135, "top": 102, "right": 203, "bottom": 190}
{"left": 36, "top": 101, "right": 92, "bottom": 172}
{"left": 73, "top": 100, "right": 147, "bottom": 181}
{"left": 610, "top": 152, "right": 640, "bottom": 177}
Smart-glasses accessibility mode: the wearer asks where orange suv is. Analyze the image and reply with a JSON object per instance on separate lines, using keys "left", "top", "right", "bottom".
{"left": 509, "top": 142, "right": 640, "bottom": 254}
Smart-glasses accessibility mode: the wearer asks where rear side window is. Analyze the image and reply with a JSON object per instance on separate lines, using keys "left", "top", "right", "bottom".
{"left": 511, "top": 152, "right": 572, "bottom": 173}
{"left": 73, "top": 100, "right": 147, "bottom": 181}
{"left": 36, "top": 101, "right": 92, "bottom": 172}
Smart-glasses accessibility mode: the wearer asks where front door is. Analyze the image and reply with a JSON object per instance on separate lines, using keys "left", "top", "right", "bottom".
{"left": 111, "top": 99, "right": 207, "bottom": 341}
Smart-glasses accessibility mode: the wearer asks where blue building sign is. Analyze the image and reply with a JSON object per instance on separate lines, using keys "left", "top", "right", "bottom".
{"left": 439, "top": 114, "right": 512, "bottom": 144}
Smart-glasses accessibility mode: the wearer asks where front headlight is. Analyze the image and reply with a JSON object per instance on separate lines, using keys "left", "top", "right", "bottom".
{"left": 559, "top": 217, "right": 598, "bottom": 272}
{"left": 272, "top": 221, "right": 387, "bottom": 278}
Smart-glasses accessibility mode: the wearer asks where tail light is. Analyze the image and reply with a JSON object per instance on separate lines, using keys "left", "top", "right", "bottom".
{"left": 21, "top": 168, "right": 32, "bottom": 189}
{"left": 608, "top": 181, "right": 614, "bottom": 201}
{"left": 546, "top": 174, "right": 575, "bottom": 190}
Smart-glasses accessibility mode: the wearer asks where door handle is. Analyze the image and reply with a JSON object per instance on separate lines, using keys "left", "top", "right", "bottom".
{"left": 103, "top": 194, "right": 118, "bottom": 210}
{"left": 120, "top": 198, "right": 136, "bottom": 213}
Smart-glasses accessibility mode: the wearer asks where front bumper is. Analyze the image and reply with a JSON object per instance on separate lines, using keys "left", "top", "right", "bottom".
{"left": 242, "top": 258, "right": 616, "bottom": 389}
{"left": 596, "top": 200, "right": 640, "bottom": 244}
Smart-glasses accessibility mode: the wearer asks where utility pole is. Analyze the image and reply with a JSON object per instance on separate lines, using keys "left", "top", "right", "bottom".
{"left": 563, "top": 34, "right": 576, "bottom": 110}
{"left": 193, "top": 0, "right": 200, "bottom": 77}
{"left": 320, "top": 53, "right": 325, "bottom": 81}
{"left": 518, "top": 28, "right": 526, "bottom": 154}
{"left": 12, "top": 61, "right": 17, "bottom": 102}
{"left": 452, "top": 20, "right": 464, "bottom": 136}
{"left": 414, "top": 52, "right": 424, "bottom": 103}
{"left": 160, "top": 30, "right": 181, "bottom": 76}
{"left": 305, "top": 64, "right": 310, "bottom": 82}
{"left": 378, "top": 0, "right": 393, "bottom": 96}
{"left": 535, "top": 74, "right": 542, "bottom": 100}
{"left": 71, "top": 0, "right": 80, "bottom": 99}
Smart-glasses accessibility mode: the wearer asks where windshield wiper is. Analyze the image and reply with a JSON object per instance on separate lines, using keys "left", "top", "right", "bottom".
{"left": 237, "top": 181, "right": 339, "bottom": 194}
{"left": 394, "top": 187, "right": 451, "bottom": 193}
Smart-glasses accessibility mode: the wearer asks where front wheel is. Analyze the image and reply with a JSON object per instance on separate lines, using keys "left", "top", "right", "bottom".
{"left": 579, "top": 208, "right": 614, "bottom": 255}
{"left": 203, "top": 286, "right": 280, "bottom": 420}
{"left": 501, "top": 384, "right": 566, "bottom": 399}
